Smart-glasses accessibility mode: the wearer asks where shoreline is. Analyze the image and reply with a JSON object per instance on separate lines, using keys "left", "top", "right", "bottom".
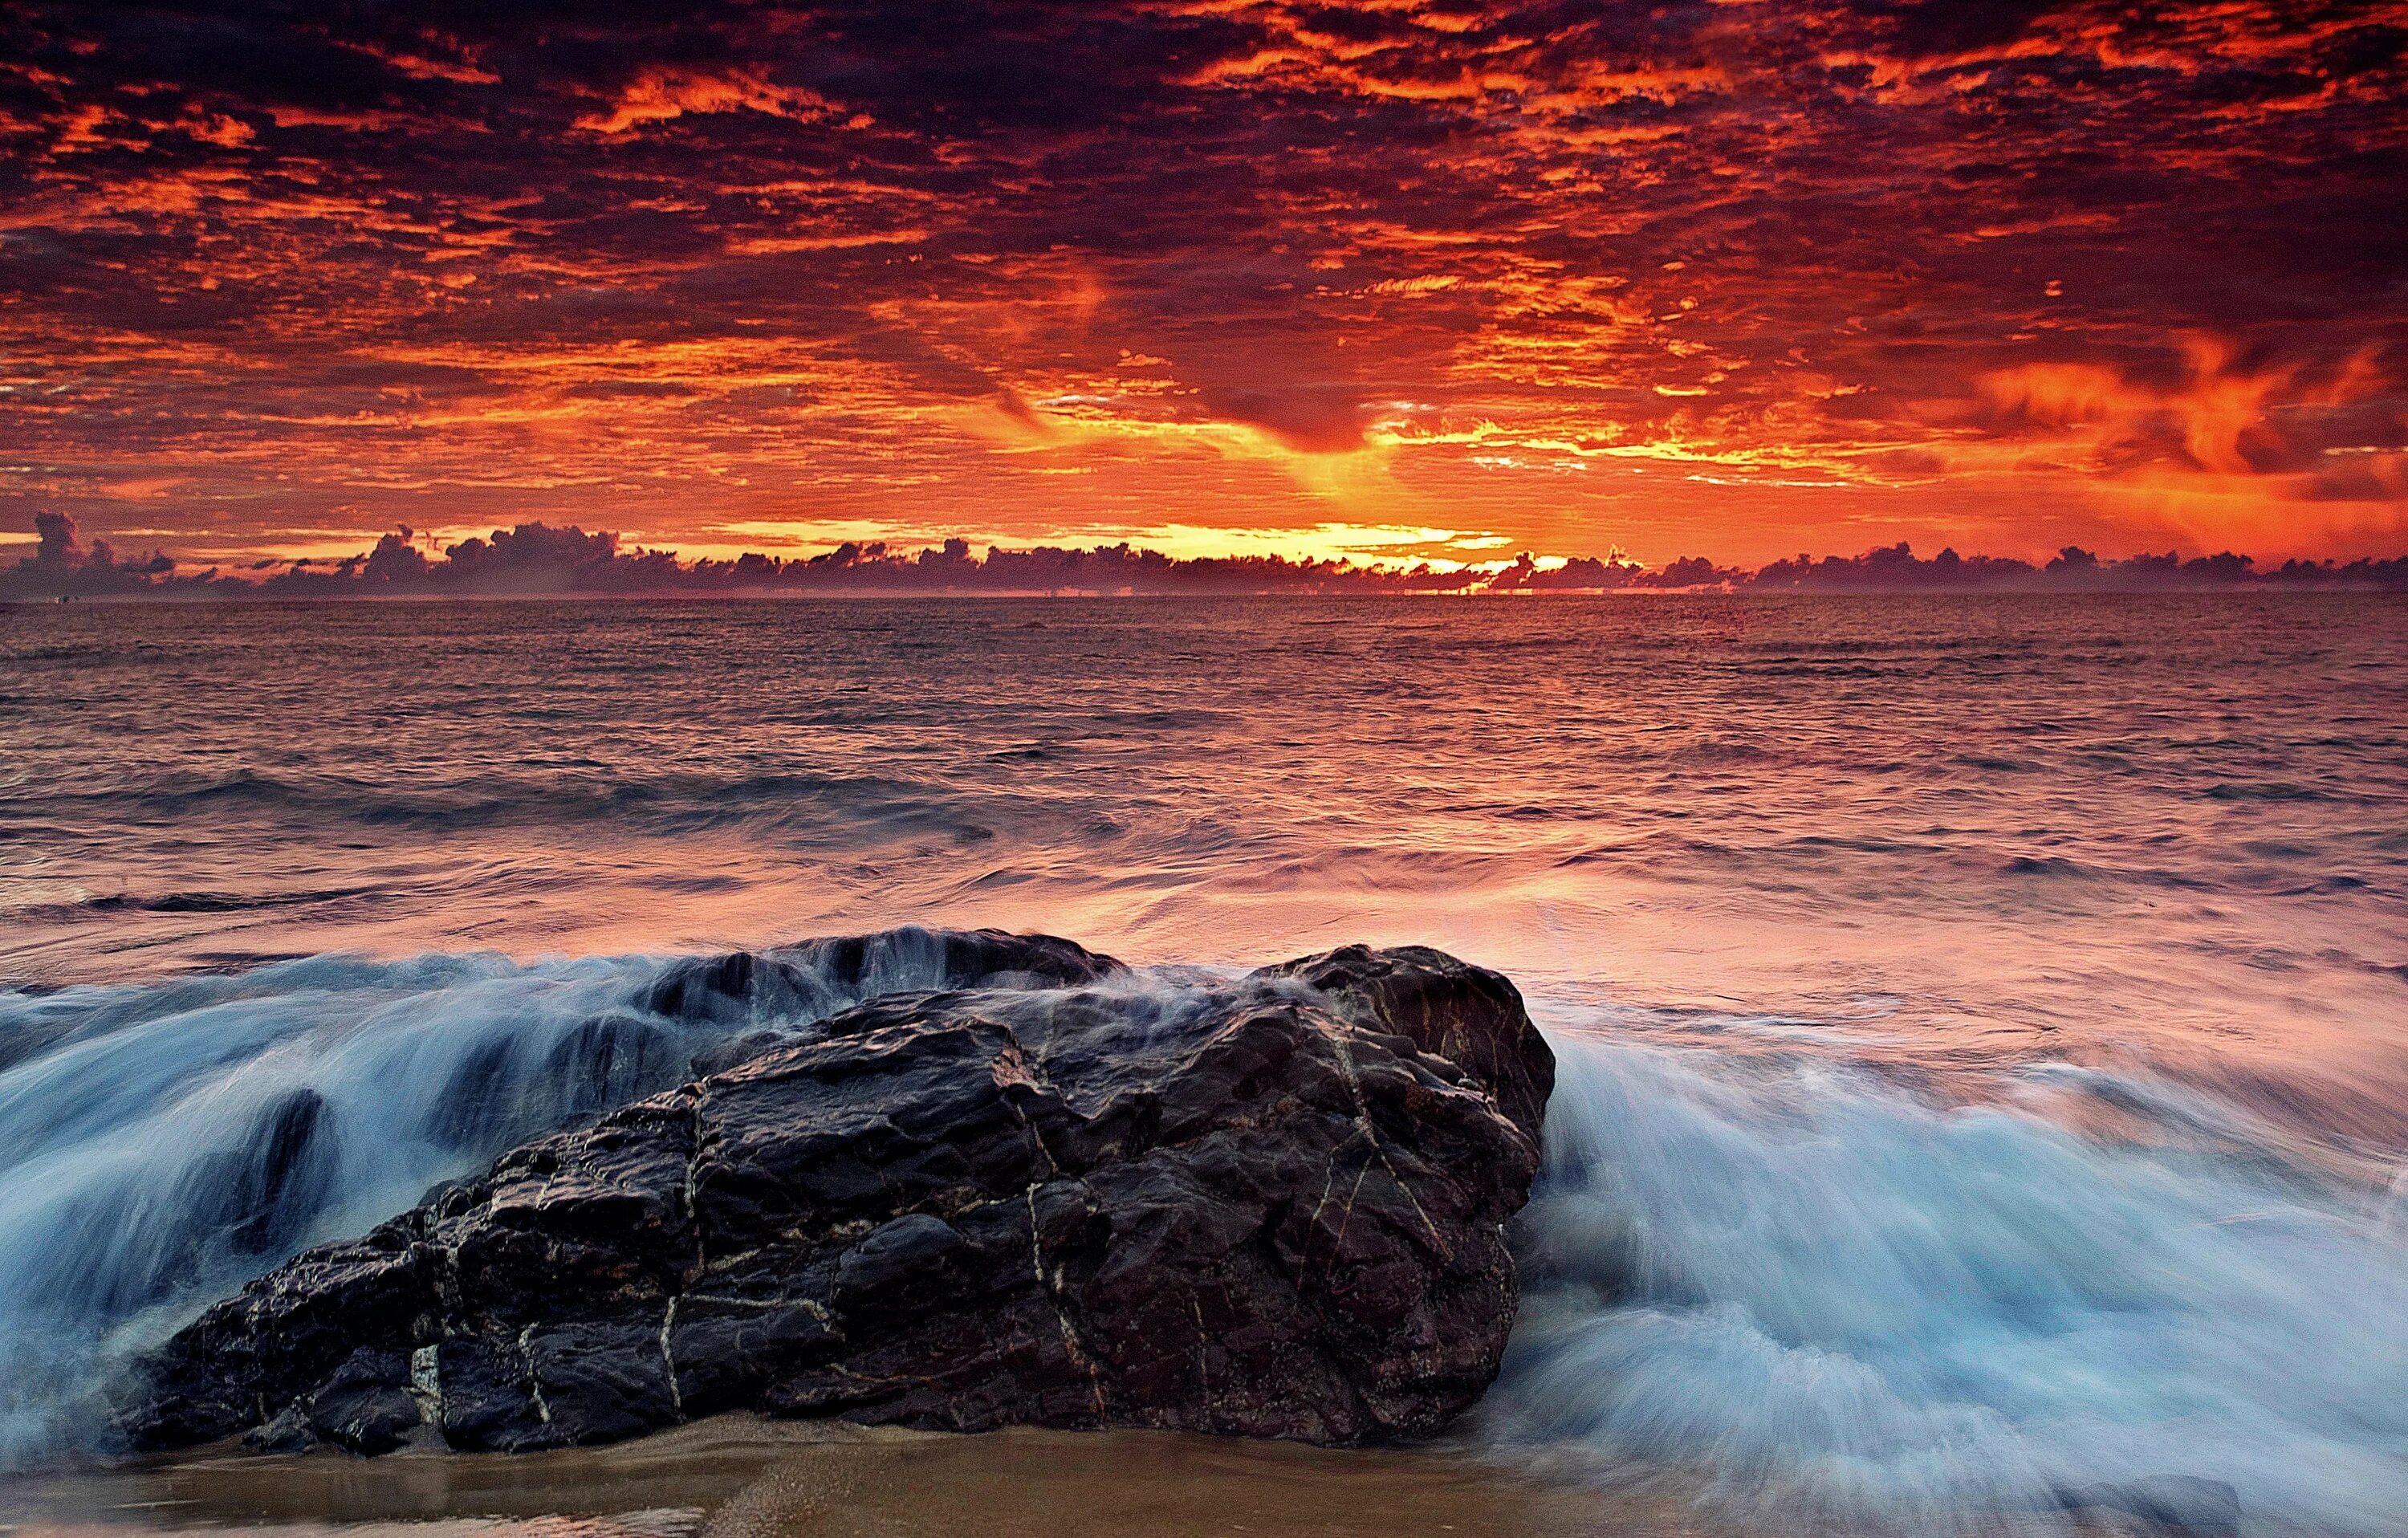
{"left": 0, "top": 1415, "right": 2201, "bottom": 1537}
{"left": 0, "top": 1414, "right": 1711, "bottom": 1538}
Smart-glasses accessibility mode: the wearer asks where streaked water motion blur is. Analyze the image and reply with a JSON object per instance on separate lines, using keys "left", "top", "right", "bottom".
{"left": 3, "top": 595, "right": 2405, "bottom": 1534}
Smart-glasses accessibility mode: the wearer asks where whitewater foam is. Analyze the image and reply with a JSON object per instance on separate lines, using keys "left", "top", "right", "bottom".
{"left": 0, "top": 931, "right": 1053, "bottom": 1463}
{"left": 3, "top": 951, "right": 2405, "bottom": 1536}
{"left": 1482, "top": 1033, "right": 2408, "bottom": 1535}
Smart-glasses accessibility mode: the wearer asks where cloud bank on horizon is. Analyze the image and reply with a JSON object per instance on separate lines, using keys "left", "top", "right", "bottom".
{"left": 10, "top": 511, "right": 2405, "bottom": 598}
{"left": 2, "top": 1, "right": 2404, "bottom": 569}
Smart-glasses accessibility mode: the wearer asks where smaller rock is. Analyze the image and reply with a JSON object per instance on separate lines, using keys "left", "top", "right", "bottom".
{"left": 644, "top": 928, "right": 1123, "bottom": 1027}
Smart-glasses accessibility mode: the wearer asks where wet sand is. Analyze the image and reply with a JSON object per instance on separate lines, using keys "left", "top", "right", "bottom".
{"left": 0, "top": 1418, "right": 1717, "bottom": 1538}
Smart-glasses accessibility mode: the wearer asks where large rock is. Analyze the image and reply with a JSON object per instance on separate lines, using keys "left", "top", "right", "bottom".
{"left": 120, "top": 939, "right": 1552, "bottom": 1456}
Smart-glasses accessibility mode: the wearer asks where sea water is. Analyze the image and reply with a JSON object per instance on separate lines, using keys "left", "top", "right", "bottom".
{"left": 2, "top": 594, "right": 2404, "bottom": 1533}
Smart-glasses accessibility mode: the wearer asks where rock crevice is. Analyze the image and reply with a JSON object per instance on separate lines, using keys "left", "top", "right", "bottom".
{"left": 120, "top": 936, "right": 1552, "bottom": 1456}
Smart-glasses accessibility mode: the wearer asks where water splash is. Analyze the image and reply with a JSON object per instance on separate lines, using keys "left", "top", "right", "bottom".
{"left": 6, "top": 948, "right": 2406, "bottom": 1536}
{"left": 0, "top": 930, "right": 1084, "bottom": 1463}
{"left": 1484, "top": 1034, "right": 2408, "bottom": 1535}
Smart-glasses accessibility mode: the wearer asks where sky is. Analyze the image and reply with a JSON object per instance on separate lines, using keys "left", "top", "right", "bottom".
{"left": 2, "top": 1, "right": 2405, "bottom": 572}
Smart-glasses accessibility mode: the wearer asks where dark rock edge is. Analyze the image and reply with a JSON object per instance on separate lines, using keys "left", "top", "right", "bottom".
{"left": 119, "top": 933, "right": 1555, "bottom": 1459}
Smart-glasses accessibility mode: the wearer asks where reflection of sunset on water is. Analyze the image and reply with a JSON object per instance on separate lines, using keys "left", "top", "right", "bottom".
{"left": 6, "top": 593, "right": 2406, "bottom": 1528}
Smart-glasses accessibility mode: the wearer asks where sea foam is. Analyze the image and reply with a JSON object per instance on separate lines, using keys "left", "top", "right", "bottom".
{"left": 1485, "top": 1034, "right": 2408, "bottom": 1535}
{"left": 2, "top": 958, "right": 2404, "bottom": 1537}
{"left": 0, "top": 935, "right": 993, "bottom": 1463}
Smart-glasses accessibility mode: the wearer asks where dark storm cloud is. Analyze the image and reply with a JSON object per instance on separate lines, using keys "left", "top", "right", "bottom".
{"left": 2, "top": 0, "right": 2403, "bottom": 564}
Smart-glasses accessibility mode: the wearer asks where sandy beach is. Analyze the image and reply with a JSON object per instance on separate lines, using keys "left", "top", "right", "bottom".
{"left": 0, "top": 1416, "right": 1731, "bottom": 1538}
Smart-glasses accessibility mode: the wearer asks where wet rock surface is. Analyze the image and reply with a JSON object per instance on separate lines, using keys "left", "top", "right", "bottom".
{"left": 120, "top": 934, "right": 1552, "bottom": 1456}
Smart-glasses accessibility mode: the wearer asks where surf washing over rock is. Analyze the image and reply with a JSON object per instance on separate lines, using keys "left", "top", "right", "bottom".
{"left": 3, "top": 931, "right": 2407, "bottom": 1536}
{"left": 0, "top": 929, "right": 1125, "bottom": 1461}
{"left": 118, "top": 937, "right": 1552, "bottom": 1455}
{"left": 1482, "top": 1034, "right": 2408, "bottom": 1536}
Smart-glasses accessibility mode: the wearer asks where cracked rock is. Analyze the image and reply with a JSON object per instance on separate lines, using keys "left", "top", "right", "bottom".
{"left": 118, "top": 937, "right": 1552, "bottom": 1455}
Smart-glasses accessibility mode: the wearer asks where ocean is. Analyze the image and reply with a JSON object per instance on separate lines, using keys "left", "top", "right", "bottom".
{"left": 2, "top": 594, "right": 2405, "bottom": 1535}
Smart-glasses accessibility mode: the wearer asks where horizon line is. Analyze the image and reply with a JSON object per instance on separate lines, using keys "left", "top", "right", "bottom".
{"left": 7, "top": 514, "right": 2407, "bottom": 600}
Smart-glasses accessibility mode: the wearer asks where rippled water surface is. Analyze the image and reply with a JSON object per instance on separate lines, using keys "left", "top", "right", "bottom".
{"left": 3, "top": 595, "right": 2406, "bottom": 1534}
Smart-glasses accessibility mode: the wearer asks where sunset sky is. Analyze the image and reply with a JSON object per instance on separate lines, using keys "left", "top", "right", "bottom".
{"left": 3, "top": 1, "right": 2405, "bottom": 571}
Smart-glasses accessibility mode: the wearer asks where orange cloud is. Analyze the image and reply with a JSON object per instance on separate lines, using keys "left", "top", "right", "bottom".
{"left": 0, "top": 1, "right": 2399, "bottom": 569}
{"left": 575, "top": 67, "right": 840, "bottom": 136}
{"left": 1980, "top": 343, "right": 2303, "bottom": 478}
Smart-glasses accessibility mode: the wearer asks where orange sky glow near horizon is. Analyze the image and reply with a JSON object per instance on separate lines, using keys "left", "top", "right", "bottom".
{"left": 3, "top": 1, "right": 2405, "bottom": 572}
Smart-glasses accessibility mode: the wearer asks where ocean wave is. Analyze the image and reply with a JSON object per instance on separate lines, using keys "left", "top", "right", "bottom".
{"left": 5, "top": 948, "right": 2405, "bottom": 1535}
{"left": 0, "top": 930, "right": 1092, "bottom": 1465}
{"left": 5, "top": 767, "right": 1009, "bottom": 844}
{"left": 1483, "top": 1035, "right": 2408, "bottom": 1536}
{"left": 2205, "top": 781, "right": 2341, "bottom": 804}
{"left": 75, "top": 889, "right": 376, "bottom": 916}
